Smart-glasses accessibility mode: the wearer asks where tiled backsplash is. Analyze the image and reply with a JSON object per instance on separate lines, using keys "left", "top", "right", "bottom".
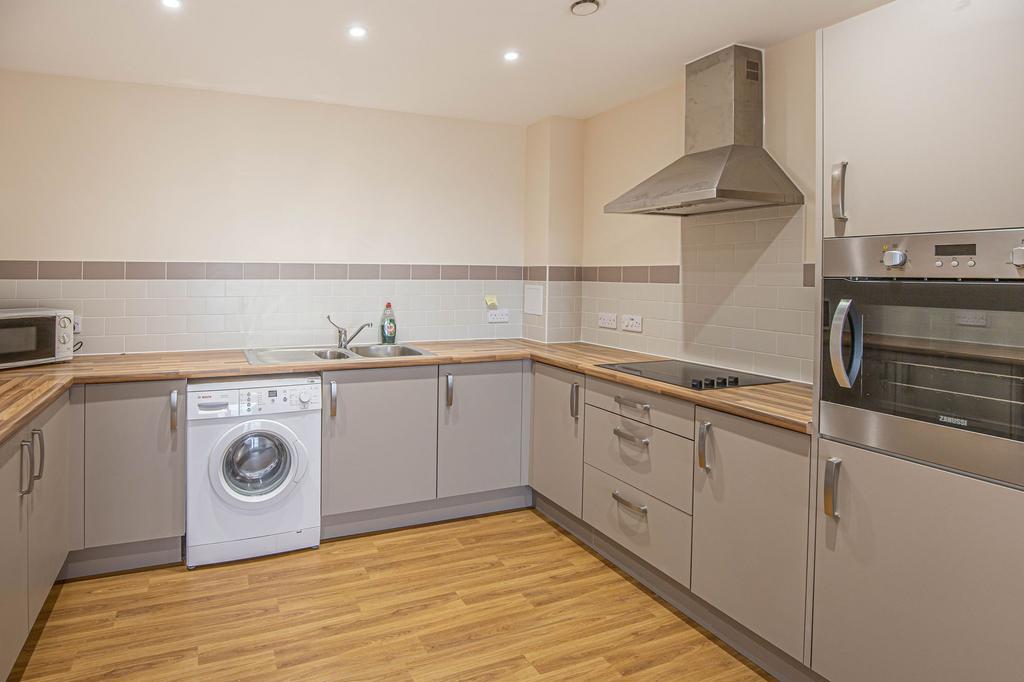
{"left": 0, "top": 278, "right": 524, "bottom": 354}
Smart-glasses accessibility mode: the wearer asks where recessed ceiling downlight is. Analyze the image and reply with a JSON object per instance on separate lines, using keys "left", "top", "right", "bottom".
{"left": 570, "top": 0, "right": 600, "bottom": 16}
{"left": 347, "top": 25, "right": 368, "bottom": 39}
{"left": 503, "top": 50, "right": 521, "bottom": 62}
{"left": 161, "top": 0, "right": 182, "bottom": 9}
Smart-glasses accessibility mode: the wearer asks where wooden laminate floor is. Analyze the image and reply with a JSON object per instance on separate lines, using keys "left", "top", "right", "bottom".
{"left": 12, "top": 510, "right": 771, "bottom": 681}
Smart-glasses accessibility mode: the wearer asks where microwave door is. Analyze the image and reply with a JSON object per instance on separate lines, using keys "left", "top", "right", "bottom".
{"left": 0, "top": 316, "right": 56, "bottom": 367}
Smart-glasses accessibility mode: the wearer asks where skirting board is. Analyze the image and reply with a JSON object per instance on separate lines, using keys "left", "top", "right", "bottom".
{"left": 59, "top": 536, "right": 183, "bottom": 580}
{"left": 533, "top": 493, "right": 825, "bottom": 682}
{"left": 322, "top": 486, "right": 533, "bottom": 540}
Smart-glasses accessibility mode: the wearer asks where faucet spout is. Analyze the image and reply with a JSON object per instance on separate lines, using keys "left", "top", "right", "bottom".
{"left": 347, "top": 322, "right": 374, "bottom": 348}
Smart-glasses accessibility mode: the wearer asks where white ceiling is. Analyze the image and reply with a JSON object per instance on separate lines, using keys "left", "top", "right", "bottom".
{"left": 0, "top": 0, "right": 889, "bottom": 125}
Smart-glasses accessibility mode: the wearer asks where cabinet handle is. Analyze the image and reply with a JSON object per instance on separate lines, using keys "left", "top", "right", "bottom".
{"left": 330, "top": 381, "right": 338, "bottom": 417}
{"left": 446, "top": 373, "right": 454, "bottom": 407}
{"left": 569, "top": 383, "right": 580, "bottom": 419}
{"left": 613, "top": 427, "right": 650, "bottom": 449}
{"left": 30, "top": 428, "right": 45, "bottom": 481}
{"left": 19, "top": 440, "right": 35, "bottom": 496}
{"left": 614, "top": 396, "right": 650, "bottom": 414}
{"left": 824, "top": 457, "right": 843, "bottom": 519}
{"left": 697, "top": 421, "right": 712, "bottom": 472}
{"left": 612, "top": 490, "right": 647, "bottom": 516}
{"left": 831, "top": 161, "right": 848, "bottom": 222}
{"left": 170, "top": 389, "right": 178, "bottom": 431}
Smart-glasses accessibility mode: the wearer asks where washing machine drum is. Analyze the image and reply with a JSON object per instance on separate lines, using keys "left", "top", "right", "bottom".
{"left": 209, "top": 420, "right": 308, "bottom": 508}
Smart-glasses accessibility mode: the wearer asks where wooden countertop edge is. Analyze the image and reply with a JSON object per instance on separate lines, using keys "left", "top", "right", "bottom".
{"left": 0, "top": 375, "right": 74, "bottom": 444}
{"left": 0, "top": 342, "right": 813, "bottom": 442}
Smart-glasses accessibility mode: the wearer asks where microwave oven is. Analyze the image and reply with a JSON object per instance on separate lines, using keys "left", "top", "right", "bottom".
{"left": 0, "top": 308, "right": 75, "bottom": 369}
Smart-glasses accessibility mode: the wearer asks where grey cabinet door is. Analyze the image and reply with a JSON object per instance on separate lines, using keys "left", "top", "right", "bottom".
{"left": 438, "top": 361, "right": 523, "bottom": 498}
{"left": 27, "top": 391, "right": 70, "bottom": 624}
{"left": 84, "top": 380, "right": 186, "bottom": 547}
{"left": 529, "top": 363, "right": 584, "bottom": 516}
{"left": 322, "top": 366, "right": 438, "bottom": 515}
{"left": 691, "top": 407, "right": 810, "bottom": 660}
{"left": 812, "top": 439, "right": 1024, "bottom": 682}
{"left": 0, "top": 426, "right": 30, "bottom": 678}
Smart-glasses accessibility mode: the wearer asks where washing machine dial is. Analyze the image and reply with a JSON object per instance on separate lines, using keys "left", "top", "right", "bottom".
{"left": 298, "top": 390, "right": 311, "bottom": 405}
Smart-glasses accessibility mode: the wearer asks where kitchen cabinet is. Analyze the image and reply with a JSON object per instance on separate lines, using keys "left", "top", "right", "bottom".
{"left": 529, "top": 363, "right": 584, "bottom": 516}
{"left": 585, "top": 376, "right": 693, "bottom": 437}
{"left": 690, "top": 407, "right": 810, "bottom": 660}
{"left": 322, "top": 366, "right": 438, "bottom": 515}
{"left": 812, "top": 439, "right": 1024, "bottom": 682}
{"left": 84, "top": 380, "right": 186, "bottom": 548}
{"left": 0, "top": 391, "right": 71, "bottom": 679}
{"left": 822, "top": 0, "right": 1024, "bottom": 237}
{"left": 438, "top": 361, "right": 523, "bottom": 498}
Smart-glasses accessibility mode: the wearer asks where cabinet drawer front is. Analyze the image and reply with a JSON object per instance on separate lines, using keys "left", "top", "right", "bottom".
{"left": 585, "top": 377, "right": 694, "bottom": 437}
{"left": 584, "top": 405, "right": 692, "bottom": 513}
{"left": 582, "top": 464, "right": 692, "bottom": 587}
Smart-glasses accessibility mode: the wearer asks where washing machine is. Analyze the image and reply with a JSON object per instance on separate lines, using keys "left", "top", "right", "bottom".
{"left": 186, "top": 374, "right": 321, "bottom": 568}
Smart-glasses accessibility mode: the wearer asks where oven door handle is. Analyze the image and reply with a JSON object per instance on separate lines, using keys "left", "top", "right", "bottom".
{"left": 829, "top": 298, "right": 863, "bottom": 389}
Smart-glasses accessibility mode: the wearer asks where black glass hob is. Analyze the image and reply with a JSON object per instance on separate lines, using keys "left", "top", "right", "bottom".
{"left": 599, "top": 360, "right": 786, "bottom": 391}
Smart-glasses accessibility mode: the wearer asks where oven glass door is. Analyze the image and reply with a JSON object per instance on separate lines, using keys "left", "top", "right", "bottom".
{"left": 0, "top": 316, "right": 56, "bottom": 366}
{"left": 822, "top": 279, "right": 1024, "bottom": 443}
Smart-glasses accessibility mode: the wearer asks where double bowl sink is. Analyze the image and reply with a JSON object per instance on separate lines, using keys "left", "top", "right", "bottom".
{"left": 245, "top": 344, "right": 430, "bottom": 365}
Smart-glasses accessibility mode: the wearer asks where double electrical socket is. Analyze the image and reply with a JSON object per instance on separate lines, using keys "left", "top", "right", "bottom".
{"left": 487, "top": 308, "right": 510, "bottom": 323}
{"left": 597, "top": 312, "right": 643, "bottom": 333}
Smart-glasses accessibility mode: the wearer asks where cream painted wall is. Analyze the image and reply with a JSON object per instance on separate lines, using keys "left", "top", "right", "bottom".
{"left": 581, "top": 83, "right": 685, "bottom": 266}
{"left": 524, "top": 117, "right": 584, "bottom": 266}
{"left": 764, "top": 32, "right": 817, "bottom": 262}
{"left": 524, "top": 120, "right": 551, "bottom": 265}
{"left": 0, "top": 70, "right": 525, "bottom": 264}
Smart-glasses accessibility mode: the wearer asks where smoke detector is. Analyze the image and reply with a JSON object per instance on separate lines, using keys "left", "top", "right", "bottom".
{"left": 570, "top": 0, "right": 600, "bottom": 16}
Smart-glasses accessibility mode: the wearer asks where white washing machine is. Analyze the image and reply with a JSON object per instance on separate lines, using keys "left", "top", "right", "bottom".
{"left": 186, "top": 374, "right": 321, "bottom": 568}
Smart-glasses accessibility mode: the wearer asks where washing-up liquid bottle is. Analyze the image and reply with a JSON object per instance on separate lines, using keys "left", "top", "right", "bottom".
{"left": 380, "top": 302, "right": 397, "bottom": 344}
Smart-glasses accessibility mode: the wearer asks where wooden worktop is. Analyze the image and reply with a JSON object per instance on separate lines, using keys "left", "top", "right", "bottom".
{"left": 0, "top": 340, "right": 813, "bottom": 443}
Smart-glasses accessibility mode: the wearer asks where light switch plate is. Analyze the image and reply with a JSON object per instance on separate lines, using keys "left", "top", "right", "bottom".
{"left": 598, "top": 312, "right": 617, "bottom": 329}
{"left": 73, "top": 315, "right": 82, "bottom": 334}
{"left": 621, "top": 314, "right": 643, "bottom": 333}
{"left": 487, "top": 308, "right": 510, "bottom": 323}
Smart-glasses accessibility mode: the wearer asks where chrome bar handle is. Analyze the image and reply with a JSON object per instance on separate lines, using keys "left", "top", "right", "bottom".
{"left": 697, "top": 420, "right": 712, "bottom": 472}
{"left": 612, "top": 427, "right": 650, "bottom": 449}
{"left": 829, "top": 298, "right": 863, "bottom": 389}
{"left": 831, "top": 161, "right": 848, "bottom": 221}
{"left": 824, "top": 457, "right": 843, "bottom": 519}
{"left": 330, "top": 381, "right": 338, "bottom": 417}
{"left": 612, "top": 490, "right": 648, "bottom": 516}
{"left": 569, "top": 383, "right": 580, "bottom": 419}
{"left": 446, "top": 373, "right": 454, "bottom": 408}
{"left": 31, "top": 428, "right": 45, "bottom": 481}
{"left": 19, "top": 440, "right": 35, "bottom": 496}
{"left": 169, "top": 389, "right": 178, "bottom": 431}
{"left": 614, "top": 396, "right": 650, "bottom": 414}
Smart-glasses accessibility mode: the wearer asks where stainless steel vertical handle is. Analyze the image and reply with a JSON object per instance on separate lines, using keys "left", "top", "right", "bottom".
{"left": 612, "top": 491, "right": 648, "bottom": 516}
{"left": 569, "top": 383, "right": 580, "bottom": 419}
{"left": 30, "top": 428, "right": 45, "bottom": 481}
{"left": 330, "top": 381, "right": 338, "bottom": 417}
{"left": 831, "top": 161, "right": 848, "bottom": 221}
{"left": 697, "top": 421, "right": 712, "bottom": 472}
{"left": 824, "top": 457, "right": 843, "bottom": 519}
{"left": 19, "top": 441, "right": 35, "bottom": 496}
{"left": 613, "top": 427, "right": 650, "bottom": 449}
{"left": 446, "top": 373, "right": 454, "bottom": 408}
{"left": 829, "top": 298, "right": 863, "bottom": 389}
{"left": 169, "top": 389, "right": 178, "bottom": 431}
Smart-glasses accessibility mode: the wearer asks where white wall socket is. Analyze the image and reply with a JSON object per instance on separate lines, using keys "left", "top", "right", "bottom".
{"left": 955, "top": 310, "right": 988, "bottom": 327}
{"left": 487, "top": 308, "right": 510, "bottom": 323}
{"left": 598, "top": 312, "right": 617, "bottom": 329}
{"left": 621, "top": 314, "right": 643, "bottom": 333}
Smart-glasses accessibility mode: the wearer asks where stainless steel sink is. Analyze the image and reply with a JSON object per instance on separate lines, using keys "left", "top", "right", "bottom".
{"left": 347, "top": 344, "right": 430, "bottom": 358}
{"left": 244, "top": 347, "right": 356, "bottom": 365}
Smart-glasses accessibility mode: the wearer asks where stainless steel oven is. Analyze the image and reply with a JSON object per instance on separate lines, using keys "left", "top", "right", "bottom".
{"left": 0, "top": 308, "right": 74, "bottom": 369}
{"left": 821, "top": 228, "right": 1024, "bottom": 490}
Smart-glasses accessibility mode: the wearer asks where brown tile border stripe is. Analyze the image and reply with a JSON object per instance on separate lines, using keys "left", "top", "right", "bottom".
{"left": 126, "top": 262, "right": 166, "bottom": 280}
{"left": 83, "top": 261, "right": 125, "bottom": 280}
{"left": 279, "top": 263, "right": 314, "bottom": 280}
{"left": 167, "top": 262, "right": 205, "bottom": 279}
{"left": 243, "top": 263, "right": 280, "bottom": 279}
{"left": 38, "top": 261, "right": 82, "bottom": 279}
{"left": 380, "top": 264, "right": 411, "bottom": 280}
{"left": 0, "top": 261, "right": 38, "bottom": 279}
{"left": 441, "top": 265, "right": 469, "bottom": 280}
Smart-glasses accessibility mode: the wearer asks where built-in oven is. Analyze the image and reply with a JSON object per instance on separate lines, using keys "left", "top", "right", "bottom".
{"left": 0, "top": 308, "right": 75, "bottom": 369}
{"left": 820, "top": 228, "right": 1024, "bottom": 490}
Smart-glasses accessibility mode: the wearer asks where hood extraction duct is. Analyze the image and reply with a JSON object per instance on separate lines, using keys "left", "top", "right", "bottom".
{"left": 604, "top": 44, "right": 803, "bottom": 217}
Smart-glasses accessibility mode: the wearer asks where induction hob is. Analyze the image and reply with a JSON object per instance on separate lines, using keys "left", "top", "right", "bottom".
{"left": 599, "top": 360, "right": 785, "bottom": 391}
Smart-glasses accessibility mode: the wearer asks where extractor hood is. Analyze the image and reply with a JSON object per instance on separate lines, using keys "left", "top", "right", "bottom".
{"left": 604, "top": 45, "right": 803, "bottom": 217}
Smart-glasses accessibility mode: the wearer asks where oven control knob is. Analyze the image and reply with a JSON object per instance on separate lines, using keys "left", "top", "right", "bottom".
{"left": 882, "top": 250, "right": 907, "bottom": 267}
{"left": 59, "top": 316, "right": 71, "bottom": 329}
{"left": 1012, "top": 246, "right": 1024, "bottom": 267}
{"left": 934, "top": 260, "right": 943, "bottom": 267}
{"left": 59, "top": 334, "right": 69, "bottom": 344}
{"left": 951, "top": 259, "right": 959, "bottom": 268}
{"left": 968, "top": 259, "right": 976, "bottom": 267}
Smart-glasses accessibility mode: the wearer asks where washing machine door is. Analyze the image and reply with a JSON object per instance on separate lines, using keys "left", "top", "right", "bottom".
{"left": 209, "top": 419, "right": 308, "bottom": 509}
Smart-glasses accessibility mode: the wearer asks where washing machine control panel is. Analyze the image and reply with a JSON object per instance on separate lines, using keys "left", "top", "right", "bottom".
{"left": 239, "top": 386, "right": 321, "bottom": 416}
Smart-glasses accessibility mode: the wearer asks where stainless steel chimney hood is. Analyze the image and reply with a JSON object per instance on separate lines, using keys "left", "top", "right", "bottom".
{"left": 604, "top": 45, "right": 803, "bottom": 217}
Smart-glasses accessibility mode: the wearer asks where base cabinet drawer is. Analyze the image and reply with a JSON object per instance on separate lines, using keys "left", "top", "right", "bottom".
{"left": 584, "top": 405, "right": 692, "bottom": 513}
{"left": 582, "top": 464, "right": 692, "bottom": 586}
{"left": 585, "top": 377, "right": 694, "bottom": 438}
